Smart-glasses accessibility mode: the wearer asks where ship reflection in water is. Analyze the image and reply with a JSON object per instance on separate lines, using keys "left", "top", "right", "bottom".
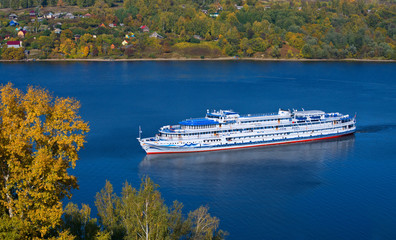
{"left": 139, "top": 135, "right": 355, "bottom": 194}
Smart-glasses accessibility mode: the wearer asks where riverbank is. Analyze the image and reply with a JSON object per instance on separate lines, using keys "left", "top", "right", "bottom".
{"left": 1, "top": 57, "right": 395, "bottom": 62}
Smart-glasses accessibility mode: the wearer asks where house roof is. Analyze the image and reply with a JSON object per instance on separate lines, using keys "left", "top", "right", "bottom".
{"left": 140, "top": 25, "right": 148, "bottom": 29}
{"left": 7, "top": 41, "right": 21, "bottom": 45}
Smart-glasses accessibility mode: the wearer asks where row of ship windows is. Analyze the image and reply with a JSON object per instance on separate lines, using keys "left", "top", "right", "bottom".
{"left": 242, "top": 119, "right": 282, "bottom": 123}
{"left": 161, "top": 121, "right": 348, "bottom": 137}
{"left": 203, "top": 139, "right": 221, "bottom": 143}
{"left": 230, "top": 129, "right": 326, "bottom": 140}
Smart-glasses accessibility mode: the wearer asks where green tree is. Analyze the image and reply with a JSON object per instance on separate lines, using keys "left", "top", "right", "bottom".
{"left": 63, "top": 203, "right": 100, "bottom": 240}
{"left": 95, "top": 178, "right": 226, "bottom": 240}
{"left": 188, "top": 206, "right": 226, "bottom": 240}
{"left": 0, "top": 83, "right": 90, "bottom": 238}
{"left": 95, "top": 180, "right": 125, "bottom": 239}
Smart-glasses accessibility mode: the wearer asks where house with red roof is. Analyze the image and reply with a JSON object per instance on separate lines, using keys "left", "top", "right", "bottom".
{"left": 7, "top": 41, "right": 22, "bottom": 48}
{"left": 140, "top": 25, "right": 149, "bottom": 32}
{"left": 29, "top": 11, "right": 36, "bottom": 17}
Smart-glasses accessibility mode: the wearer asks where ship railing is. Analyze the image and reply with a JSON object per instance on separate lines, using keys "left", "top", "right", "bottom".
{"left": 240, "top": 112, "right": 277, "bottom": 117}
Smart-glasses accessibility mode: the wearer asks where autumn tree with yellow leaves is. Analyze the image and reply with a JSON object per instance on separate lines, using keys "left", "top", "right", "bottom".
{"left": 0, "top": 83, "right": 89, "bottom": 239}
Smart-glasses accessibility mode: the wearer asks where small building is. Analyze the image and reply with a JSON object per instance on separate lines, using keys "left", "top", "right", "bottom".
{"left": 54, "top": 13, "right": 62, "bottom": 18}
{"left": 45, "top": 12, "right": 54, "bottom": 19}
{"left": 110, "top": 44, "right": 115, "bottom": 49}
{"left": 38, "top": 25, "right": 49, "bottom": 31}
{"left": 29, "top": 10, "right": 36, "bottom": 17}
{"left": 125, "top": 33, "right": 135, "bottom": 38}
{"left": 140, "top": 25, "right": 149, "bottom": 32}
{"left": 235, "top": 5, "right": 243, "bottom": 10}
{"left": 9, "top": 13, "right": 17, "bottom": 20}
{"left": 18, "top": 30, "right": 27, "bottom": 38}
{"left": 64, "top": 13, "right": 75, "bottom": 19}
{"left": 201, "top": 10, "right": 208, "bottom": 14}
{"left": 74, "top": 34, "right": 81, "bottom": 41}
{"left": 54, "top": 28, "right": 62, "bottom": 34}
{"left": 9, "top": 20, "right": 19, "bottom": 26}
{"left": 7, "top": 41, "right": 22, "bottom": 48}
{"left": 193, "top": 35, "right": 204, "bottom": 41}
{"left": 149, "top": 32, "right": 164, "bottom": 39}
{"left": 100, "top": 23, "right": 106, "bottom": 27}
{"left": 209, "top": 13, "right": 219, "bottom": 18}
{"left": 109, "top": 23, "right": 117, "bottom": 28}
{"left": 84, "top": 13, "right": 92, "bottom": 18}
{"left": 122, "top": 40, "right": 129, "bottom": 46}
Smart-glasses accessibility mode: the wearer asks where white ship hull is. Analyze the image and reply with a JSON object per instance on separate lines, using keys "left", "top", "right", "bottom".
{"left": 138, "top": 109, "right": 356, "bottom": 155}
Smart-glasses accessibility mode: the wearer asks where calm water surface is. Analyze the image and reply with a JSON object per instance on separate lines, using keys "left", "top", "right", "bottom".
{"left": 1, "top": 61, "right": 396, "bottom": 239}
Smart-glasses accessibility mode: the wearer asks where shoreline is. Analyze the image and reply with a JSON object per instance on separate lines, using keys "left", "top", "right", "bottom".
{"left": 0, "top": 57, "right": 395, "bottom": 63}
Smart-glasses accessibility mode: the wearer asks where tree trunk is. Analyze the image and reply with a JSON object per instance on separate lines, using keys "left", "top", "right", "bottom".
{"left": 145, "top": 199, "right": 149, "bottom": 240}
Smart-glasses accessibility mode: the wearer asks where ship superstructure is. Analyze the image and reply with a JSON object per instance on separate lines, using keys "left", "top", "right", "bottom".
{"left": 138, "top": 109, "right": 356, "bottom": 154}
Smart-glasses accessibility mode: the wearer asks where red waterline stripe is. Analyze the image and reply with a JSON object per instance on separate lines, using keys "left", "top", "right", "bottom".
{"left": 146, "top": 132, "right": 354, "bottom": 155}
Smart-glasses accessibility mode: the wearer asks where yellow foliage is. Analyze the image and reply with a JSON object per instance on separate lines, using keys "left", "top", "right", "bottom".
{"left": 59, "top": 38, "right": 76, "bottom": 57}
{"left": 1, "top": 47, "right": 25, "bottom": 60}
{"left": 173, "top": 41, "right": 219, "bottom": 50}
{"left": 0, "top": 83, "right": 89, "bottom": 238}
{"left": 285, "top": 32, "right": 305, "bottom": 50}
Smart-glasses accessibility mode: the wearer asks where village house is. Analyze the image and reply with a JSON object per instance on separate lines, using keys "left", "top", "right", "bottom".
{"left": 7, "top": 41, "right": 22, "bottom": 48}
{"left": 125, "top": 33, "right": 135, "bottom": 38}
{"left": 201, "top": 10, "right": 208, "bottom": 14}
{"left": 74, "top": 34, "right": 81, "bottom": 41}
{"left": 140, "top": 25, "right": 149, "bottom": 32}
{"left": 8, "top": 13, "right": 17, "bottom": 20}
{"left": 149, "top": 32, "right": 164, "bottom": 39}
{"left": 54, "top": 28, "right": 62, "bottom": 34}
{"left": 193, "top": 35, "right": 204, "bottom": 41}
{"left": 64, "top": 13, "right": 75, "bottom": 19}
{"left": 54, "top": 13, "right": 62, "bottom": 18}
{"left": 38, "top": 25, "right": 49, "bottom": 31}
{"left": 122, "top": 40, "right": 129, "bottom": 46}
{"left": 84, "top": 13, "right": 92, "bottom": 18}
{"left": 45, "top": 12, "right": 54, "bottom": 19}
{"left": 18, "top": 30, "right": 27, "bottom": 38}
{"left": 29, "top": 11, "right": 36, "bottom": 17}
{"left": 109, "top": 23, "right": 117, "bottom": 28}
{"left": 209, "top": 13, "right": 219, "bottom": 18}
{"left": 9, "top": 20, "right": 19, "bottom": 26}
{"left": 235, "top": 5, "right": 243, "bottom": 10}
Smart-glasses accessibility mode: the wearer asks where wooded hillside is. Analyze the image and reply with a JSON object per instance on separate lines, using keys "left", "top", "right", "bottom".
{"left": 1, "top": 0, "right": 395, "bottom": 60}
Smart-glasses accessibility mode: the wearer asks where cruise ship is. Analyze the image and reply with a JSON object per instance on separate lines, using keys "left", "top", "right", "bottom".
{"left": 138, "top": 109, "right": 356, "bottom": 154}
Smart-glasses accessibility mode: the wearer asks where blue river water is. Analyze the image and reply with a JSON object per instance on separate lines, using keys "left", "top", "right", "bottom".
{"left": 1, "top": 61, "right": 396, "bottom": 239}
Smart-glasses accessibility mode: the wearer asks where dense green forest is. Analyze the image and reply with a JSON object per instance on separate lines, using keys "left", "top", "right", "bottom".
{"left": 0, "top": 0, "right": 395, "bottom": 60}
